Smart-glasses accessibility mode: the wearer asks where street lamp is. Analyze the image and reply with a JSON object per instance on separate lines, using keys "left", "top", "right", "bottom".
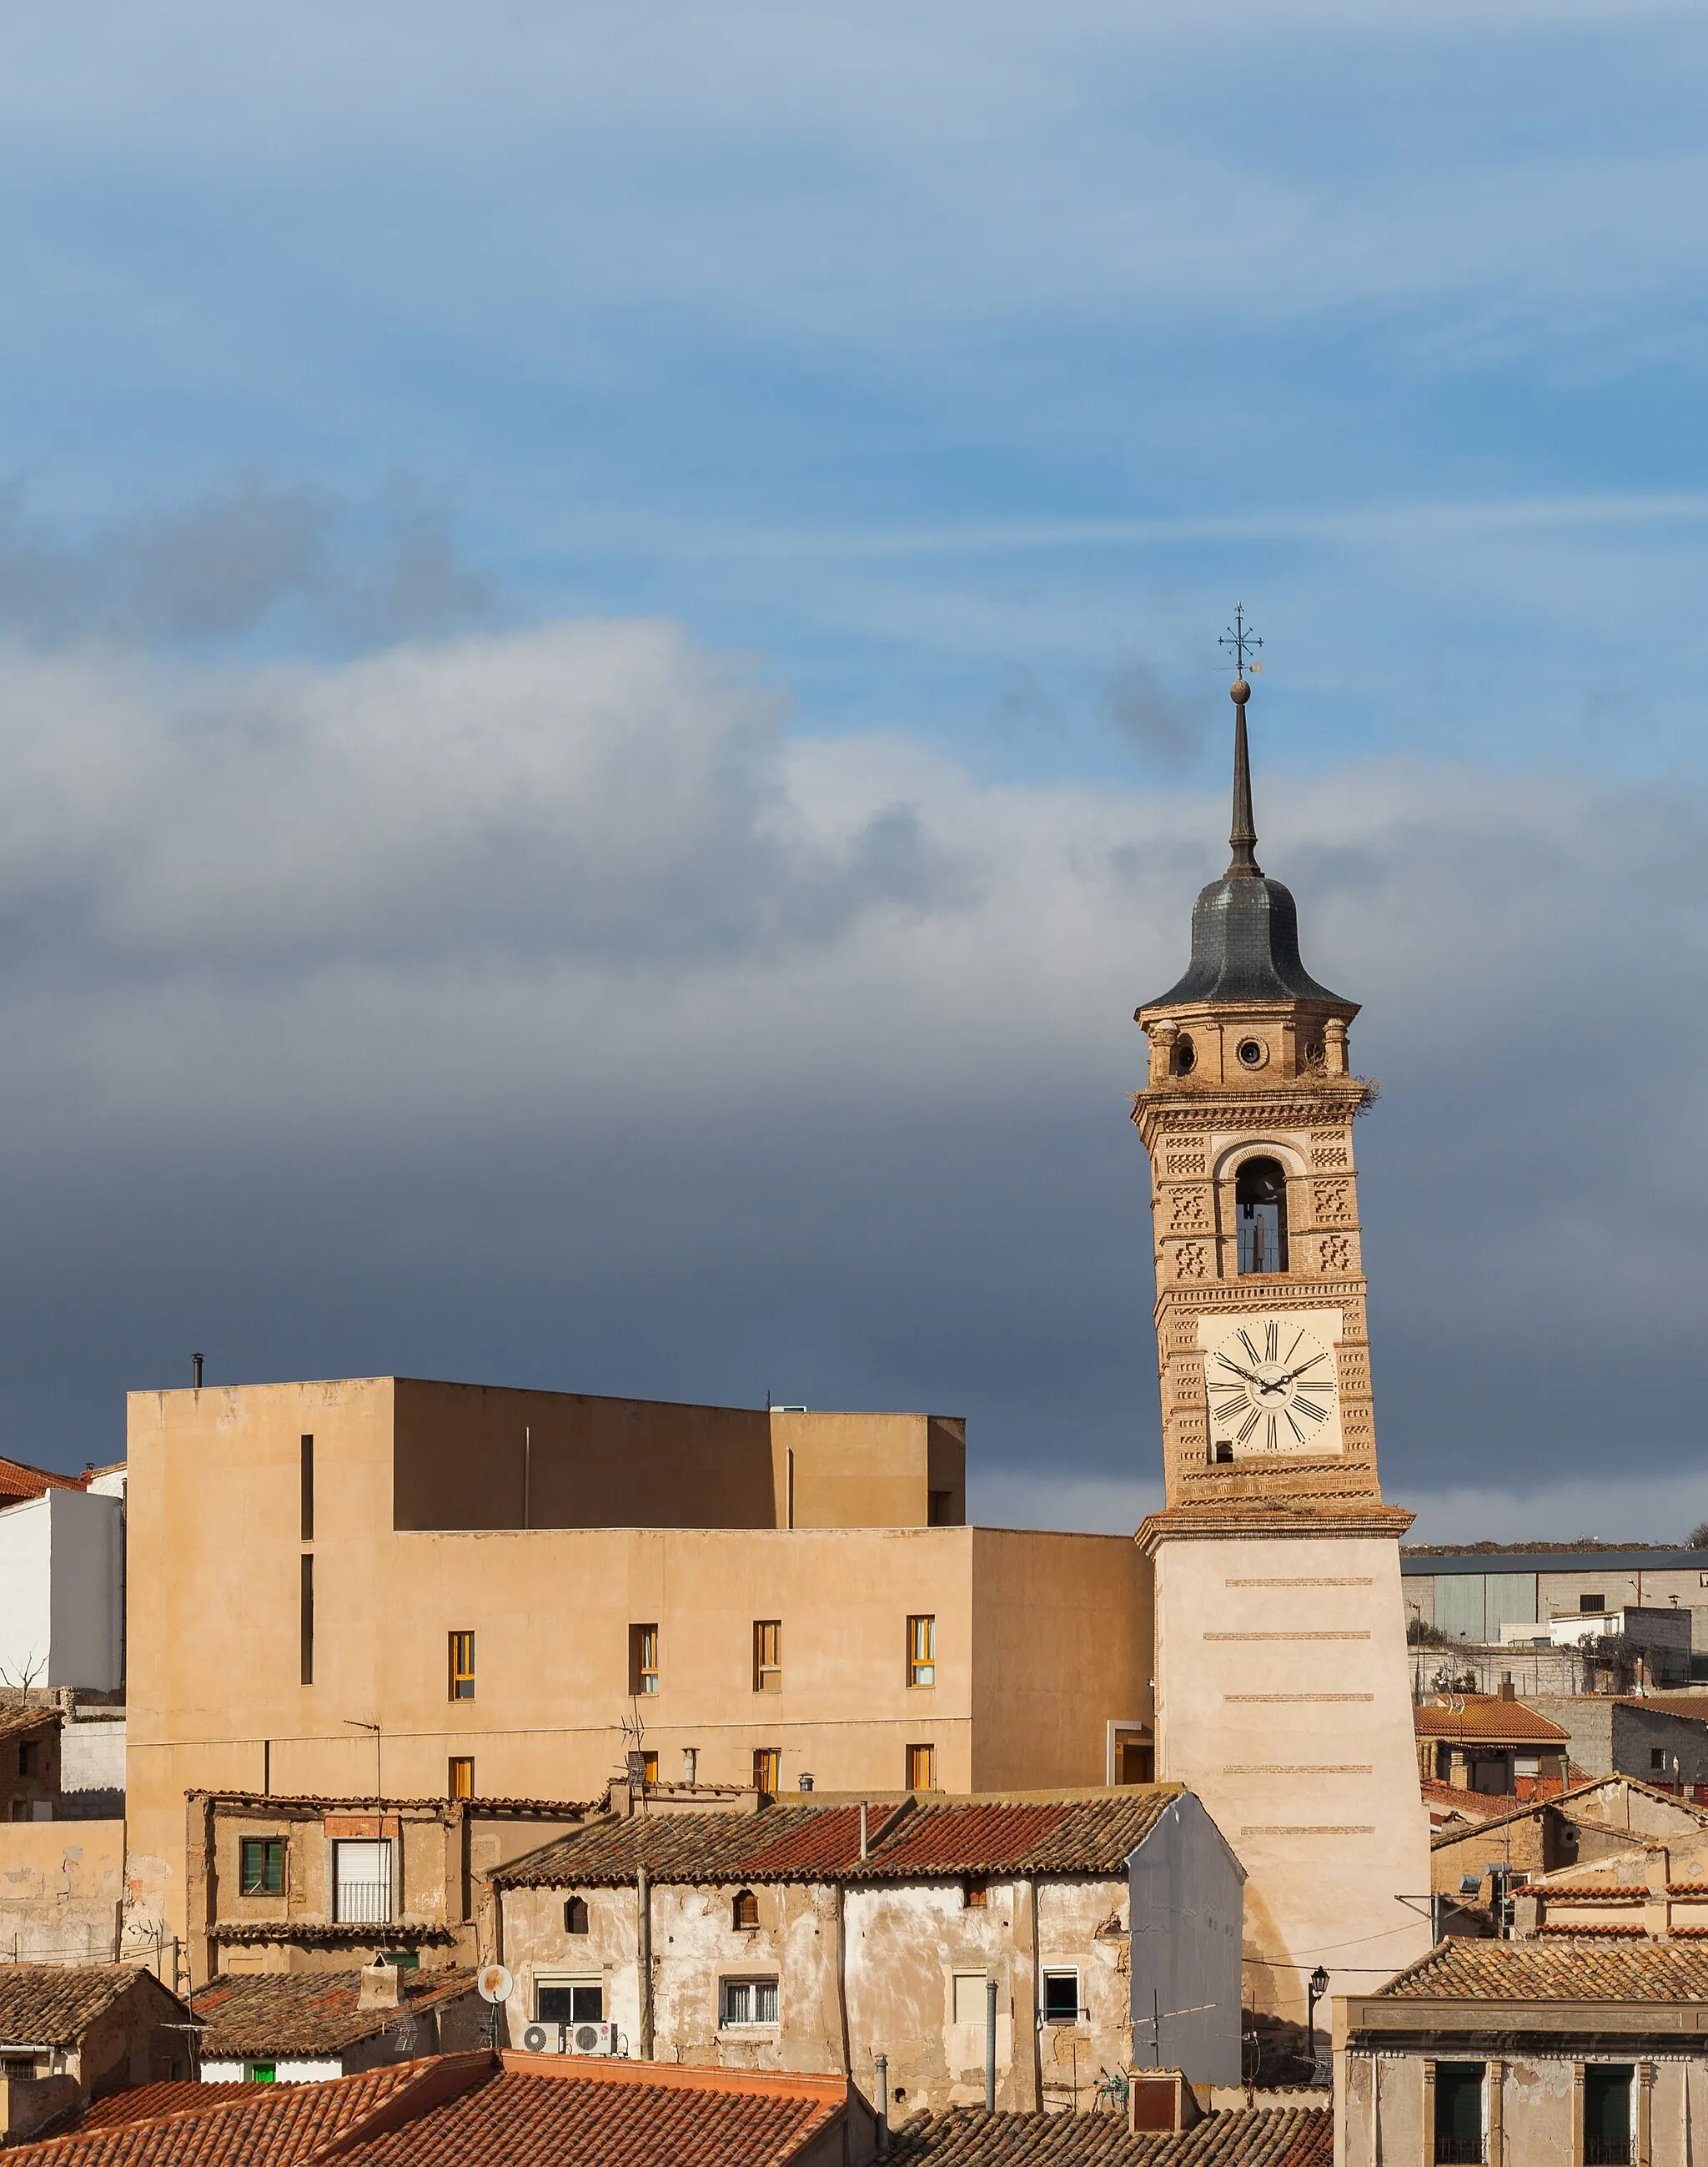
{"left": 1306, "top": 1965, "right": 1330, "bottom": 2064}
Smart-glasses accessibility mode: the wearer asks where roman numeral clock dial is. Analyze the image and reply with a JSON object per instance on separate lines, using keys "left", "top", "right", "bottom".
{"left": 1198, "top": 1310, "right": 1345, "bottom": 1461}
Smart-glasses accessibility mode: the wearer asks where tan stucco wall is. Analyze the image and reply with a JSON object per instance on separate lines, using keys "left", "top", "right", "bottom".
{"left": 0, "top": 1819, "right": 127, "bottom": 1964}
{"left": 1153, "top": 1531, "right": 1430, "bottom": 2023}
{"left": 127, "top": 1380, "right": 1143, "bottom": 1949}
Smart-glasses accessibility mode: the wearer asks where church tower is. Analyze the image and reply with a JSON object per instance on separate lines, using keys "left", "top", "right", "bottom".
{"left": 1133, "top": 645, "right": 1429, "bottom": 2021}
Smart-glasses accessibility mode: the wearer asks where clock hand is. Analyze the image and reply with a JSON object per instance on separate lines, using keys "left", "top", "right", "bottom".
{"left": 1213, "top": 1358, "right": 1268, "bottom": 1389}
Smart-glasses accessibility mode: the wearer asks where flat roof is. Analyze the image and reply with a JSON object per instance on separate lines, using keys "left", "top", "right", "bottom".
{"left": 1401, "top": 1547, "right": 1708, "bottom": 1576}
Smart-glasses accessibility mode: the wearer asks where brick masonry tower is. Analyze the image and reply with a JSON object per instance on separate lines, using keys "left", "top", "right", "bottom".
{"left": 1132, "top": 659, "right": 1429, "bottom": 2024}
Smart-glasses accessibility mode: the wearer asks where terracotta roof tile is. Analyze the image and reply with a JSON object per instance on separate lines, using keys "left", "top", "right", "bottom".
{"left": 495, "top": 1788, "right": 1180, "bottom": 1890}
{"left": 3, "top": 2055, "right": 438, "bottom": 2163}
{"left": 188, "top": 1968, "right": 480, "bottom": 2058}
{"left": 72, "top": 2087, "right": 256, "bottom": 2131}
{"left": 335, "top": 2055, "right": 848, "bottom": 2167}
{"left": 1414, "top": 1698, "right": 1570, "bottom": 1744}
{"left": 0, "top": 1966, "right": 171, "bottom": 2049}
{"left": 1374, "top": 1940, "right": 1708, "bottom": 2000}
{"left": 0, "top": 1707, "right": 61, "bottom": 1747}
{"left": 887, "top": 2104, "right": 1333, "bottom": 2164}
{"left": 0, "top": 1457, "right": 86, "bottom": 1506}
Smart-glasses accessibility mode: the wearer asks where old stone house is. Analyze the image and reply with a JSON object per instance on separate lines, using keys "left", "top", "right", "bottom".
{"left": 0, "top": 1963, "right": 194, "bottom": 2145}
{"left": 184, "top": 1787, "right": 595, "bottom": 1984}
{"left": 188, "top": 1961, "right": 487, "bottom": 2081}
{"left": 1414, "top": 1694, "right": 1570, "bottom": 1800}
{"left": 1336, "top": 1940, "right": 1708, "bottom": 2167}
{"left": 1429, "top": 1775, "right": 1708, "bottom": 1912}
{"left": 1524, "top": 1696, "right": 1708, "bottom": 1792}
{"left": 0, "top": 1709, "right": 61, "bottom": 1823}
{"left": 490, "top": 1786, "right": 1243, "bottom": 2119}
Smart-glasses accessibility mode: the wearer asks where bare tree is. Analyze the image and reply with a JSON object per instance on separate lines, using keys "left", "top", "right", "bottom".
{"left": 0, "top": 1650, "right": 46, "bottom": 1707}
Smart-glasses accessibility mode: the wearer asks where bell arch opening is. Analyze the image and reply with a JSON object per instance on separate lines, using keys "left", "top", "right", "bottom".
{"left": 1236, "top": 1155, "right": 1289, "bottom": 1275}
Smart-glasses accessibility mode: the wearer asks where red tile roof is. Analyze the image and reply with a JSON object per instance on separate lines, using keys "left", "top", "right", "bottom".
{"left": 0, "top": 1965, "right": 181, "bottom": 2049}
{"left": 1374, "top": 1940, "right": 1708, "bottom": 2000}
{"left": 8, "top": 2054, "right": 851, "bottom": 2167}
{"left": 73, "top": 2087, "right": 256, "bottom": 2131}
{"left": 1414, "top": 1697, "right": 1570, "bottom": 1744}
{"left": 495, "top": 1787, "right": 1181, "bottom": 1890}
{"left": 0, "top": 1456, "right": 86, "bottom": 1507}
{"left": 0, "top": 1707, "right": 61, "bottom": 1749}
{"left": 887, "top": 2104, "right": 1333, "bottom": 2163}
{"left": 189, "top": 1968, "right": 480, "bottom": 2057}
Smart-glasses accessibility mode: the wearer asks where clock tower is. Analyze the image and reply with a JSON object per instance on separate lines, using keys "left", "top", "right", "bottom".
{"left": 1133, "top": 660, "right": 1429, "bottom": 2023}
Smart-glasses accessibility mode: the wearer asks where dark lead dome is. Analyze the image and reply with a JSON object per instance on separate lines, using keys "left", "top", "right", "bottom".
{"left": 1142, "top": 672, "right": 1354, "bottom": 1013}
{"left": 1146, "top": 871, "right": 1351, "bottom": 1008}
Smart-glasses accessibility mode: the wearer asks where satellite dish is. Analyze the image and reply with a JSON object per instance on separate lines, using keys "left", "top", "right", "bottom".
{"left": 477, "top": 1963, "right": 514, "bottom": 2005}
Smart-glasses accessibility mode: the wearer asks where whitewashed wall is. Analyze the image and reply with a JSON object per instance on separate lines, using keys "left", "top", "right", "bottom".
{"left": 0, "top": 1489, "right": 124, "bottom": 1690}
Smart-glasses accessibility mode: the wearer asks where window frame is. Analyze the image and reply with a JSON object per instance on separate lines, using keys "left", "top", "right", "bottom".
{"left": 300, "top": 1434, "right": 314, "bottom": 1542}
{"left": 563, "top": 1895, "right": 589, "bottom": 1935}
{"left": 630, "top": 1623, "right": 661, "bottom": 1697}
{"left": 449, "top": 1630, "right": 476, "bottom": 1702}
{"left": 535, "top": 1975, "right": 604, "bottom": 2025}
{"left": 906, "top": 1742, "right": 937, "bottom": 1792}
{"left": 951, "top": 1971, "right": 988, "bottom": 2026}
{"left": 448, "top": 1755, "right": 475, "bottom": 1800}
{"left": 1581, "top": 2062, "right": 1634, "bottom": 2167}
{"left": 719, "top": 1975, "right": 780, "bottom": 2029}
{"left": 752, "top": 1747, "right": 781, "bottom": 1796}
{"left": 1041, "top": 1968, "right": 1082, "bottom": 2026}
{"left": 907, "top": 1614, "right": 937, "bottom": 1688}
{"left": 239, "top": 1836, "right": 285, "bottom": 1897}
{"left": 332, "top": 1837, "right": 394, "bottom": 1925}
{"left": 732, "top": 1887, "right": 760, "bottom": 1930}
{"left": 1432, "top": 2060, "right": 1486, "bottom": 2165}
{"left": 753, "top": 1620, "right": 782, "bottom": 1693}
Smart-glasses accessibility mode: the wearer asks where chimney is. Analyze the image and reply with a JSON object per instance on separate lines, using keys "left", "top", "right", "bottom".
{"left": 859, "top": 1802, "right": 869, "bottom": 1861}
{"left": 1130, "top": 2069, "right": 1203, "bottom": 2134}
{"left": 1499, "top": 1677, "right": 1515, "bottom": 1702}
{"left": 192, "top": 1352, "right": 204, "bottom": 1390}
{"left": 358, "top": 1959, "right": 404, "bottom": 2010}
{"left": 681, "top": 1747, "right": 697, "bottom": 1786}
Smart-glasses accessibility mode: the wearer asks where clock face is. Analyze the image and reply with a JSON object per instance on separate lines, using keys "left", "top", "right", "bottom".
{"left": 1199, "top": 1310, "right": 1344, "bottom": 1459}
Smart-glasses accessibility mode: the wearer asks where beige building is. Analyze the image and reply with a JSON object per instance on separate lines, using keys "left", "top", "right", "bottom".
{"left": 1337, "top": 1940, "right": 1708, "bottom": 2167}
{"left": 1132, "top": 671, "right": 1430, "bottom": 2020}
{"left": 127, "top": 1380, "right": 1152, "bottom": 1960}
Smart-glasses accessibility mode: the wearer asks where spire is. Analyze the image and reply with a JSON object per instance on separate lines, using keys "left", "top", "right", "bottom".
{"left": 1226, "top": 677, "right": 1261, "bottom": 879}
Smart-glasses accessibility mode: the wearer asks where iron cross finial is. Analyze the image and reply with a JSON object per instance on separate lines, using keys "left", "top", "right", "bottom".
{"left": 1219, "top": 604, "right": 1263, "bottom": 681}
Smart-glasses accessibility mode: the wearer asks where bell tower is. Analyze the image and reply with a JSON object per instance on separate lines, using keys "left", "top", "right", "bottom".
{"left": 1132, "top": 641, "right": 1429, "bottom": 2023}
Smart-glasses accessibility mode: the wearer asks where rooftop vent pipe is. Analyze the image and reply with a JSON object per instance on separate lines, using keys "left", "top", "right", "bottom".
{"left": 192, "top": 1352, "right": 203, "bottom": 1390}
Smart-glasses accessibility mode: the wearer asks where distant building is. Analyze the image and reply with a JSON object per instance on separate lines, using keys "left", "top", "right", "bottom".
{"left": 0, "top": 1466, "right": 124, "bottom": 1695}
{"left": 0, "top": 1963, "right": 193, "bottom": 2146}
{"left": 0, "top": 1708, "right": 61, "bottom": 1822}
{"left": 1402, "top": 1544, "right": 1708, "bottom": 1671}
{"left": 190, "top": 1963, "right": 486, "bottom": 2083}
{"left": 1525, "top": 1693, "right": 1708, "bottom": 1792}
{"left": 1414, "top": 1693, "right": 1570, "bottom": 1800}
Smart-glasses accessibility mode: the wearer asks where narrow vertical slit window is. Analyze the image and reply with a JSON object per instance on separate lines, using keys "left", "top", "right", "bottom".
{"left": 448, "top": 1756, "right": 475, "bottom": 1800}
{"left": 300, "top": 1435, "right": 314, "bottom": 1542}
{"left": 449, "top": 1631, "right": 476, "bottom": 1702}
{"left": 629, "top": 1624, "right": 660, "bottom": 1697}
{"left": 299, "top": 1556, "right": 314, "bottom": 1686}
{"left": 906, "top": 1742, "right": 937, "bottom": 1792}
{"left": 753, "top": 1621, "right": 782, "bottom": 1692}
{"left": 908, "top": 1615, "right": 937, "bottom": 1687}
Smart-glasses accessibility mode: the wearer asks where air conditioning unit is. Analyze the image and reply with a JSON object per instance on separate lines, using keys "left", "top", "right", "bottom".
{"left": 565, "top": 2021, "right": 619, "bottom": 2057}
{"left": 520, "top": 2023, "right": 565, "bottom": 2055}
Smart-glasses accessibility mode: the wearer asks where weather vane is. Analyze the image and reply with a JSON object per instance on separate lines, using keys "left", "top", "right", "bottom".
{"left": 1219, "top": 604, "right": 1263, "bottom": 681}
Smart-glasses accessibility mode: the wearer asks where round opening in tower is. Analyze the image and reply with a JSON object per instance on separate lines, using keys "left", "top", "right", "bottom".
{"left": 1235, "top": 1156, "right": 1289, "bottom": 1275}
{"left": 1236, "top": 1038, "right": 1267, "bottom": 1070}
{"left": 1171, "top": 1033, "right": 1196, "bottom": 1077}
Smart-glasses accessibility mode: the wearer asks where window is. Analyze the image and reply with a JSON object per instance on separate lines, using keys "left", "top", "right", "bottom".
{"left": 17, "top": 1742, "right": 36, "bottom": 1777}
{"left": 640, "top": 1750, "right": 659, "bottom": 1784}
{"left": 908, "top": 1615, "right": 937, "bottom": 1687}
{"left": 1235, "top": 1157, "right": 1289, "bottom": 1275}
{"left": 536, "top": 1977, "right": 602, "bottom": 2024}
{"left": 1651, "top": 1748, "right": 1666, "bottom": 1772}
{"left": 752, "top": 1747, "right": 780, "bottom": 1795}
{"left": 963, "top": 1878, "right": 989, "bottom": 1909}
{"left": 333, "top": 1838, "right": 392, "bottom": 1924}
{"left": 1584, "top": 2065, "right": 1633, "bottom": 2166}
{"left": 906, "top": 1743, "right": 936, "bottom": 1792}
{"left": 1114, "top": 1729, "right": 1154, "bottom": 1785}
{"left": 449, "top": 1631, "right": 475, "bottom": 1701}
{"left": 753, "top": 1621, "right": 782, "bottom": 1692}
{"left": 300, "top": 1435, "right": 314, "bottom": 1542}
{"left": 239, "top": 1837, "right": 285, "bottom": 1895}
{"left": 248, "top": 2062, "right": 277, "bottom": 2084}
{"left": 1171, "top": 1033, "right": 1195, "bottom": 1077}
{"left": 952, "top": 1973, "right": 987, "bottom": 2024}
{"left": 1042, "top": 1970, "right": 1081, "bottom": 2024}
{"left": 1433, "top": 2063, "right": 1484, "bottom": 2164}
{"left": 733, "top": 1888, "right": 759, "bottom": 1930}
{"left": 563, "top": 1896, "right": 589, "bottom": 1935}
{"left": 720, "top": 1977, "right": 779, "bottom": 2028}
{"left": 449, "top": 1756, "right": 475, "bottom": 1799}
{"left": 928, "top": 1491, "right": 954, "bottom": 1526}
{"left": 0, "top": 2055, "right": 35, "bottom": 2083}
{"left": 299, "top": 1556, "right": 314, "bottom": 1687}
{"left": 630, "top": 1624, "right": 660, "bottom": 1697}
{"left": 1580, "top": 1594, "right": 1605, "bottom": 1614}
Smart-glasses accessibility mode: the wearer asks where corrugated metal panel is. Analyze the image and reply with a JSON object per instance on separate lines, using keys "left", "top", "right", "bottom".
{"left": 1434, "top": 1574, "right": 1486, "bottom": 1641}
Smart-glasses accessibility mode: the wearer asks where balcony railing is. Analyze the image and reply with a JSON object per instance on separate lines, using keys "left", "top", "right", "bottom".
{"left": 1585, "top": 2142, "right": 1631, "bottom": 2165}
{"left": 333, "top": 1881, "right": 392, "bottom": 1925}
{"left": 1434, "top": 2140, "right": 1484, "bottom": 2164}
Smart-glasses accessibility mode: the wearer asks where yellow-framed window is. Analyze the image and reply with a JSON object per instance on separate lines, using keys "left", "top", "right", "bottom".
{"left": 449, "top": 1630, "right": 475, "bottom": 1702}
{"left": 630, "top": 1623, "right": 660, "bottom": 1697}
{"left": 906, "top": 1742, "right": 936, "bottom": 1792}
{"left": 752, "top": 1746, "right": 781, "bottom": 1795}
{"left": 448, "top": 1756, "right": 475, "bottom": 1800}
{"left": 908, "top": 1614, "right": 936, "bottom": 1687}
{"left": 753, "top": 1620, "right": 781, "bottom": 1692}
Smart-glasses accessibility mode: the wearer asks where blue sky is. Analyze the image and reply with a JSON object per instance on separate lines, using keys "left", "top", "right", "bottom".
{"left": 2, "top": 3, "right": 1706, "bottom": 1536}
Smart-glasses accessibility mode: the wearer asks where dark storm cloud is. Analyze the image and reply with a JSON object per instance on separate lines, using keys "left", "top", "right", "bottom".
{"left": 0, "top": 482, "right": 491, "bottom": 649}
{"left": 0, "top": 620, "right": 1700, "bottom": 1549}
